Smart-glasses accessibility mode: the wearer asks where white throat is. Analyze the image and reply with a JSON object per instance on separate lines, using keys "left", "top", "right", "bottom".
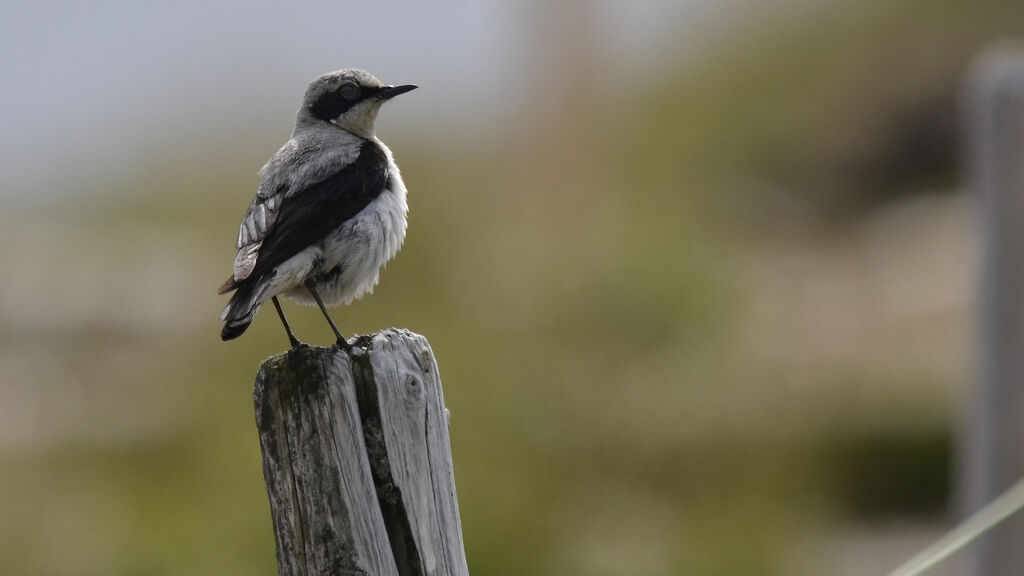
{"left": 330, "top": 99, "right": 382, "bottom": 139}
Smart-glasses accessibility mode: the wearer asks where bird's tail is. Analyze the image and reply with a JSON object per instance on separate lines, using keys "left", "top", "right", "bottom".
{"left": 220, "top": 277, "right": 268, "bottom": 341}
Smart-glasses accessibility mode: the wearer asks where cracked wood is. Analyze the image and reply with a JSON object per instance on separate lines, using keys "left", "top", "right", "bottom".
{"left": 254, "top": 329, "right": 469, "bottom": 576}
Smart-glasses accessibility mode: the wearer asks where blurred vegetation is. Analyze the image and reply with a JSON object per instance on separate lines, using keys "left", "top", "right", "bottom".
{"left": 2, "top": 0, "right": 1023, "bottom": 574}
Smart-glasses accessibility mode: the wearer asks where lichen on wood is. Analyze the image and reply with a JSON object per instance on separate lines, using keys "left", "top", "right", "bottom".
{"left": 254, "top": 329, "right": 469, "bottom": 576}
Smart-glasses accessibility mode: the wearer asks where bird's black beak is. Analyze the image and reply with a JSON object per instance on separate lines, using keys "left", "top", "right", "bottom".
{"left": 377, "top": 84, "right": 418, "bottom": 100}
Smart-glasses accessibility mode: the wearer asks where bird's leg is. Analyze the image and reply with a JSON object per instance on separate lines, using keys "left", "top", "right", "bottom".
{"left": 304, "top": 280, "right": 350, "bottom": 350}
{"left": 271, "top": 296, "right": 303, "bottom": 350}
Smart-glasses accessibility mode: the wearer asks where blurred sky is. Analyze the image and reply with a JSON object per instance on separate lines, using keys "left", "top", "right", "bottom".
{"left": 0, "top": 0, "right": 798, "bottom": 205}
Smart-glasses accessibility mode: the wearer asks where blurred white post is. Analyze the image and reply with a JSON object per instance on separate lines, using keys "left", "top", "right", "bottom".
{"left": 963, "top": 43, "right": 1024, "bottom": 576}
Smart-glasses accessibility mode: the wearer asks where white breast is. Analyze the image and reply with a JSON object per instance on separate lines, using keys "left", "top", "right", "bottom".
{"left": 279, "top": 141, "right": 408, "bottom": 307}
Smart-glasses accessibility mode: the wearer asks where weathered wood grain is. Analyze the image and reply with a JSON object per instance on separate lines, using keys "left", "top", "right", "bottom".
{"left": 355, "top": 330, "right": 470, "bottom": 576}
{"left": 254, "top": 329, "right": 469, "bottom": 576}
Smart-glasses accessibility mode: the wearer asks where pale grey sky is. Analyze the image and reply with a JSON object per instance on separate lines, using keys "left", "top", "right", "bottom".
{"left": 0, "top": 0, "right": 772, "bottom": 203}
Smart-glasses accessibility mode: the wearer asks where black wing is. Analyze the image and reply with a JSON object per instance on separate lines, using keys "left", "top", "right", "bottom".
{"left": 244, "top": 141, "right": 389, "bottom": 283}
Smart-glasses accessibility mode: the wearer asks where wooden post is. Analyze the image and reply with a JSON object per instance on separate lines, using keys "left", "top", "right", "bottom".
{"left": 963, "top": 43, "right": 1024, "bottom": 576}
{"left": 254, "top": 329, "right": 470, "bottom": 576}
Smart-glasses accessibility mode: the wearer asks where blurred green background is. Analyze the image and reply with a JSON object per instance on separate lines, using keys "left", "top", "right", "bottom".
{"left": 3, "top": 0, "right": 1022, "bottom": 574}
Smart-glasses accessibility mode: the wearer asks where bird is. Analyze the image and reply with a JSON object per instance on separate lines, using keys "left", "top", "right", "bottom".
{"left": 219, "top": 69, "right": 417, "bottom": 350}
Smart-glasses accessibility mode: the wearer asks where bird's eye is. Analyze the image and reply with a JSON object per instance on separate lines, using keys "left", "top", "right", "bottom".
{"left": 339, "top": 82, "right": 361, "bottom": 101}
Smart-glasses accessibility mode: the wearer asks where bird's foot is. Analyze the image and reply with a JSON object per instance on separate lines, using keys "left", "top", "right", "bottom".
{"left": 334, "top": 335, "right": 353, "bottom": 353}
{"left": 285, "top": 339, "right": 308, "bottom": 360}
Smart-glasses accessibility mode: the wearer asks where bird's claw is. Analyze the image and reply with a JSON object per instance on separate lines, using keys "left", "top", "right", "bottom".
{"left": 335, "top": 337, "right": 353, "bottom": 353}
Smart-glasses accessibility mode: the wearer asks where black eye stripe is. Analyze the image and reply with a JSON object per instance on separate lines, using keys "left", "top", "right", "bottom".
{"left": 309, "top": 90, "right": 355, "bottom": 121}
{"left": 360, "top": 86, "right": 383, "bottom": 99}
{"left": 308, "top": 84, "right": 386, "bottom": 122}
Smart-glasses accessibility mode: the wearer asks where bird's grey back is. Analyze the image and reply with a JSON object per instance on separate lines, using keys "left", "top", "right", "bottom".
{"left": 237, "top": 126, "right": 364, "bottom": 250}
{"left": 232, "top": 126, "right": 364, "bottom": 283}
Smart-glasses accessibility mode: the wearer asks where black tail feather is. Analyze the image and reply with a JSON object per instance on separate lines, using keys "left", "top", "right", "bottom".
{"left": 220, "top": 277, "right": 265, "bottom": 341}
{"left": 221, "top": 319, "right": 252, "bottom": 341}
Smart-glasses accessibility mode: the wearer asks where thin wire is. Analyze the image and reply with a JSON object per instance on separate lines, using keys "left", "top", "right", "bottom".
{"left": 887, "top": 476, "right": 1024, "bottom": 576}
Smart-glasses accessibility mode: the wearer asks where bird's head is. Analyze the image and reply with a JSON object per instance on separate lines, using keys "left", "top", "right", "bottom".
{"left": 297, "top": 69, "right": 416, "bottom": 138}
